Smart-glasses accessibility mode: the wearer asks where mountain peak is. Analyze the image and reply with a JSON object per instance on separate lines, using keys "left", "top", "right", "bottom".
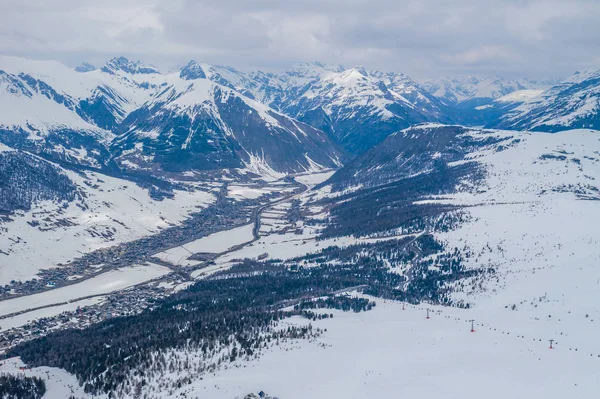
{"left": 179, "top": 61, "right": 207, "bottom": 80}
{"left": 350, "top": 66, "right": 369, "bottom": 77}
{"left": 101, "top": 56, "right": 159, "bottom": 75}
{"left": 331, "top": 67, "right": 371, "bottom": 85}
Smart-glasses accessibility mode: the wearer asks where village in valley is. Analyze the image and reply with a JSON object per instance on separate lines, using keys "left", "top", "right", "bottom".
{"left": 0, "top": 174, "right": 325, "bottom": 354}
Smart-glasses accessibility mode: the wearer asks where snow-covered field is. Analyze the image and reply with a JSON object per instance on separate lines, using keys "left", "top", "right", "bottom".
{"left": 435, "top": 198, "right": 600, "bottom": 349}
{"left": 5, "top": 289, "right": 599, "bottom": 399}
{"left": 0, "top": 263, "right": 169, "bottom": 317}
{"left": 227, "top": 185, "right": 277, "bottom": 200}
{"left": 0, "top": 168, "right": 214, "bottom": 285}
{"left": 294, "top": 170, "right": 335, "bottom": 187}
{"left": 154, "top": 224, "right": 254, "bottom": 266}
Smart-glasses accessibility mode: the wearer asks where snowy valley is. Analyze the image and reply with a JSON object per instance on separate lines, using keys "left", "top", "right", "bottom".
{"left": 0, "top": 56, "right": 599, "bottom": 399}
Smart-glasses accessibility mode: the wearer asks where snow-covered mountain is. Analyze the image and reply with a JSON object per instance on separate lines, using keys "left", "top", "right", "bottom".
{"left": 492, "top": 68, "right": 600, "bottom": 132}
{"left": 327, "top": 124, "right": 600, "bottom": 196}
{"left": 0, "top": 56, "right": 344, "bottom": 175}
{"left": 113, "top": 72, "right": 344, "bottom": 173}
{"left": 176, "top": 62, "right": 452, "bottom": 154}
{"left": 4, "top": 54, "right": 598, "bottom": 179}
{"left": 218, "top": 63, "right": 453, "bottom": 154}
{"left": 0, "top": 56, "right": 163, "bottom": 167}
{"left": 0, "top": 64, "right": 111, "bottom": 168}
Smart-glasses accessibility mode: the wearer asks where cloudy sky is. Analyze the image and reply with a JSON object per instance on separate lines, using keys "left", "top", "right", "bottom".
{"left": 1, "top": 0, "right": 599, "bottom": 79}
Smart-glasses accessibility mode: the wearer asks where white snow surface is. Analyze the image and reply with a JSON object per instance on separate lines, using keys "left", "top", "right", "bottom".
{"left": 495, "top": 89, "right": 545, "bottom": 103}
{"left": 227, "top": 185, "right": 276, "bottom": 200}
{"left": 154, "top": 224, "right": 253, "bottom": 266}
{"left": 0, "top": 357, "right": 87, "bottom": 398}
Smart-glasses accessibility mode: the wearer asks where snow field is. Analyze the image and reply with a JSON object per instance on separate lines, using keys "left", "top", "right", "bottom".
{"left": 163, "top": 298, "right": 600, "bottom": 399}
{"left": 154, "top": 224, "right": 254, "bottom": 266}
{"left": 0, "top": 357, "right": 87, "bottom": 399}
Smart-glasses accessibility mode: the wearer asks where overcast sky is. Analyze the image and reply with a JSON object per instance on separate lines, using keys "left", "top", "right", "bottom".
{"left": 1, "top": 0, "right": 599, "bottom": 79}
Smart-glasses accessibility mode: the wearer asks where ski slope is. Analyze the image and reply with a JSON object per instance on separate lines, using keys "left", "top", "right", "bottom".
{"left": 166, "top": 299, "right": 599, "bottom": 399}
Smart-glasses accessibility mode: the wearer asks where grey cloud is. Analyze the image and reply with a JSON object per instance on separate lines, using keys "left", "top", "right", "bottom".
{"left": 0, "top": 0, "right": 599, "bottom": 79}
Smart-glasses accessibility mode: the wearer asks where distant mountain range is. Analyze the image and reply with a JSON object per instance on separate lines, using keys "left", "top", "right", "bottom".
{"left": 0, "top": 56, "right": 343, "bottom": 175}
{"left": 1, "top": 55, "right": 600, "bottom": 179}
{"left": 420, "top": 76, "right": 552, "bottom": 105}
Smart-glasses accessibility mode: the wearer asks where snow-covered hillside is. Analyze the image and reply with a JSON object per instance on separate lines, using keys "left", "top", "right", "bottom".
{"left": 185, "top": 125, "right": 600, "bottom": 399}
{"left": 493, "top": 69, "right": 600, "bottom": 132}
{"left": 156, "top": 295, "right": 600, "bottom": 399}
{"left": 0, "top": 144, "right": 215, "bottom": 285}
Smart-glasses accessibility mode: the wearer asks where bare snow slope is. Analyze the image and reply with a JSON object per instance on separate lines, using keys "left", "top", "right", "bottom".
{"left": 160, "top": 298, "right": 600, "bottom": 399}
